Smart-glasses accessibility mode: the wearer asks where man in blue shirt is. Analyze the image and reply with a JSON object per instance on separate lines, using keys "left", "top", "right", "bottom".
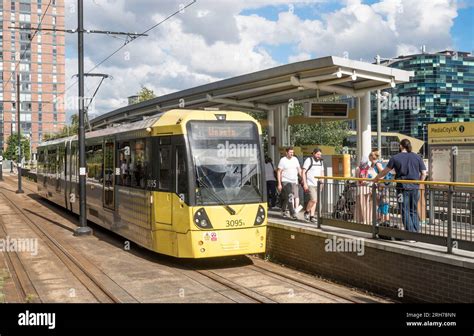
{"left": 374, "top": 139, "right": 427, "bottom": 232}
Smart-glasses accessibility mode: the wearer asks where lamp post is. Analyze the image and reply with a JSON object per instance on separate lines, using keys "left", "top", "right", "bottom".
{"left": 375, "top": 55, "right": 400, "bottom": 157}
{"left": 376, "top": 55, "right": 382, "bottom": 155}
{"left": 16, "top": 73, "right": 23, "bottom": 194}
{"left": 27, "top": 131, "right": 32, "bottom": 166}
{"left": 10, "top": 120, "right": 13, "bottom": 173}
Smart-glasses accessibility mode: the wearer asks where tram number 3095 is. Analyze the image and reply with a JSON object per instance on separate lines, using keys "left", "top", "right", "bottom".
{"left": 226, "top": 219, "right": 245, "bottom": 228}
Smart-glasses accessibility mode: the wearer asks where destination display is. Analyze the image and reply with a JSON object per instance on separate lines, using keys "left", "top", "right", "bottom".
{"left": 189, "top": 121, "right": 255, "bottom": 140}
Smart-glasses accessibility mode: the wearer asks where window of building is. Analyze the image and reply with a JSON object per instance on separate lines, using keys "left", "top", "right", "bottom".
{"left": 19, "top": 3, "right": 31, "bottom": 13}
{"left": 20, "top": 73, "right": 30, "bottom": 81}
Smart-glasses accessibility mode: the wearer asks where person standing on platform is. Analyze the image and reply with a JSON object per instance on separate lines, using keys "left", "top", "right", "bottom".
{"left": 302, "top": 148, "right": 324, "bottom": 223}
{"left": 265, "top": 156, "right": 277, "bottom": 209}
{"left": 369, "top": 150, "right": 391, "bottom": 225}
{"left": 355, "top": 158, "right": 374, "bottom": 224}
{"left": 277, "top": 147, "right": 302, "bottom": 220}
{"left": 374, "top": 139, "right": 427, "bottom": 232}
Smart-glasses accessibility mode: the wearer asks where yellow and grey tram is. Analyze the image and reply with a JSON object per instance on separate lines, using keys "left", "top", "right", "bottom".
{"left": 37, "top": 110, "right": 267, "bottom": 258}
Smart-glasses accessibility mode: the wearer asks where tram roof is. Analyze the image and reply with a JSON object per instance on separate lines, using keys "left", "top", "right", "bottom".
{"left": 40, "top": 115, "right": 163, "bottom": 146}
{"left": 90, "top": 55, "right": 414, "bottom": 130}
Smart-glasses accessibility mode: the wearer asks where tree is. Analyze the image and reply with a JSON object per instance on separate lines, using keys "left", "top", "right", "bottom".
{"left": 43, "top": 115, "right": 79, "bottom": 141}
{"left": 137, "top": 86, "right": 156, "bottom": 102}
{"left": 289, "top": 104, "right": 351, "bottom": 152}
{"left": 4, "top": 133, "right": 30, "bottom": 162}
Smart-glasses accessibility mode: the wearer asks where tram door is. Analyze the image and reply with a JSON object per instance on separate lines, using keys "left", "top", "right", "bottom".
{"left": 64, "top": 140, "right": 70, "bottom": 210}
{"left": 156, "top": 142, "right": 172, "bottom": 224}
{"left": 103, "top": 141, "right": 115, "bottom": 210}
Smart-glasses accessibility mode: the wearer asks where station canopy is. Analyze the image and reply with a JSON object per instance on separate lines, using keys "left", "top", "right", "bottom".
{"left": 90, "top": 56, "right": 413, "bottom": 130}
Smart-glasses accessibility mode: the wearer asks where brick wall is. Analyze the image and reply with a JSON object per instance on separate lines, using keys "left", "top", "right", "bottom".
{"left": 265, "top": 224, "right": 474, "bottom": 303}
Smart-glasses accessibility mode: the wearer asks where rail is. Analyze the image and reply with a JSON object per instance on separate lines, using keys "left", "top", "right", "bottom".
{"left": 314, "top": 176, "right": 474, "bottom": 254}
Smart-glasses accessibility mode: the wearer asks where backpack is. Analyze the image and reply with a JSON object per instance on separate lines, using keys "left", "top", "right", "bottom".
{"left": 304, "top": 157, "right": 324, "bottom": 172}
{"left": 303, "top": 157, "right": 324, "bottom": 183}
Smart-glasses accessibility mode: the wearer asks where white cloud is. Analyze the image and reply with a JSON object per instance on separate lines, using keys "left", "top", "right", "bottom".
{"left": 288, "top": 52, "right": 312, "bottom": 63}
{"left": 63, "top": 0, "right": 459, "bottom": 118}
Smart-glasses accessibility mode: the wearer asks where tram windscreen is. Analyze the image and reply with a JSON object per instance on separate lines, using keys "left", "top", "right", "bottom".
{"left": 188, "top": 121, "right": 263, "bottom": 205}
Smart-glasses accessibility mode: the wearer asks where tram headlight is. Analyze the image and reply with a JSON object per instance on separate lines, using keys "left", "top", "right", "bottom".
{"left": 194, "top": 208, "right": 213, "bottom": 229}
{"left": 253, "top": 205, "right": 266, "bottom": 226}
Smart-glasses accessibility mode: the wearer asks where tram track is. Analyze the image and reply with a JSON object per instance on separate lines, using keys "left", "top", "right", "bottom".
{"left": 246, "top": 263, "right": 358, "bottom": 303}
{"left": 188, "top": 268, "right": 276, "bottom": 303}
{"left": 0, "top": 181, "right": 127, "bottom": 303}
{"left": 1, "top": 174, "right": 390, "bottom": 303}
{"left": 1, "top": 177, "right": 272, "bottom": 303}
{"left": 247, "top": 258, "right": 388, "bottom": 303}
{"left": 0, "top": 212, "right": 40, "bottom": 303}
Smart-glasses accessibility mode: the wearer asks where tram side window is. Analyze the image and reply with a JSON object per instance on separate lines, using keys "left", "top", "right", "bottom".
{"left": 48, "top": 147, "right": 57, "bottom": 177}
{"left": 58, "top": 145, "right": 65, "bottom": 180}
{"left": 86, "top": 144, "right": 103, "bottom": 183}
{"left": 71, "top": 143, "right": 78, "bottom": 181}
{"left": 133, "top": 140, "right": 146, "bottom": 188}
{"left": 176, "top": 145, "right": 188, "bottom": 201}
{"left": 117, "top": 140, "right": 147, "bottom": 189}
{"left": 37, "top": 149, "right": 45, "bottom": 174}
{"left": 159, "top": 146, "right": 171, "bottom": 191}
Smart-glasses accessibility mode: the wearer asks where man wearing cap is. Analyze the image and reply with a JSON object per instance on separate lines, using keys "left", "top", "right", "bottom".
{"left": 302, "top": 148, "right": 324, "bottom": 223}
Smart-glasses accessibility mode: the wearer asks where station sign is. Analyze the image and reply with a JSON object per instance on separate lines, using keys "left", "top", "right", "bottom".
{"left": 428, "top": 122, "right": 474, "bottom": 145}
{"left": 304, "top": 102, "right": 349, "bottom": 119}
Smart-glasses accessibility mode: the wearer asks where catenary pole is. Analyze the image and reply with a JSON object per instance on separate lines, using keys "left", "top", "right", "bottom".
{"left": 74, "top": 0, "right": 92, "bottom": 236}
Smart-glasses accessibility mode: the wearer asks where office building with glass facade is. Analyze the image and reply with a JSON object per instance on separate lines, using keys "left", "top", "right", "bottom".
{"left": 372, "top": 50, "right": 474, "bottom": 144}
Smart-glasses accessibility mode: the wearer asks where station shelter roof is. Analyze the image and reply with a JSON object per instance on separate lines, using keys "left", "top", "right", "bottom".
{"left": 90, "top": 56, "right": 414, "bottom": 130}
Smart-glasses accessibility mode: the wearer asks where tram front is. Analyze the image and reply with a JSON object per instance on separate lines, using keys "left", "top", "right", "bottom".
{"left": 185, "top": 116, "right": 267, "bottom": 257}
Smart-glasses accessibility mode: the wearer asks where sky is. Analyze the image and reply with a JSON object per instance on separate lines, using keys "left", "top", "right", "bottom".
{"left": 62, "top": 0, "right": 474, "bottom": 120}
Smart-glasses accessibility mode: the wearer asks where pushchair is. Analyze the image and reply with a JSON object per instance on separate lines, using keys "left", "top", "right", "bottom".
{"left": 332, "top": 181, "right": 357, "bottom": 220}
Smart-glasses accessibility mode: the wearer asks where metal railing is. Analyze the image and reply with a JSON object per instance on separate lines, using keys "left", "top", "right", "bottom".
{"left": 315, "top": 176, "right": 474, "bottom": 254}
